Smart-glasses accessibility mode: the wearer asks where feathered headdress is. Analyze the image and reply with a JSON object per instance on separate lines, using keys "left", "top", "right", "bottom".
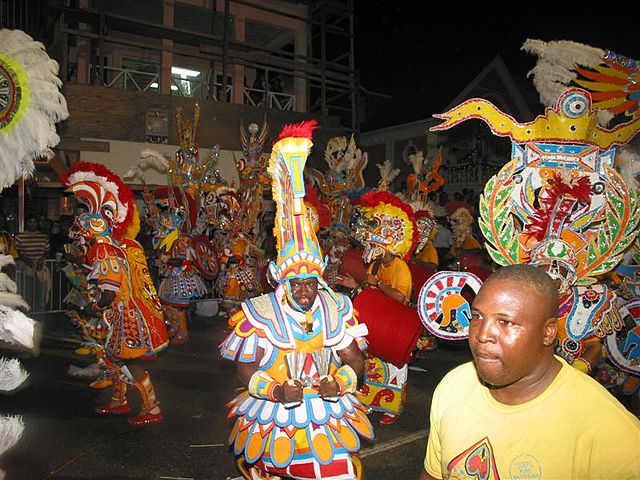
{"left": 522, "top": 39, "right": 639, "bottom": 125}
{"left": 353, "top": 191, "right": 418, "bottom": 261}
{"left": 62, "top": 161, "right": 139, "bottom": 240}
{"left": 267, "top": 120, "right": 326, "bottom": 282}
{"left": 0, "top": 29, "right": 69, "bottom": 189}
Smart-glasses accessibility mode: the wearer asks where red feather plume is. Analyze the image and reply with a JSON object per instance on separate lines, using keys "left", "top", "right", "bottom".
{"left": 276, "top": 120, "right": 319, "bottom": 142}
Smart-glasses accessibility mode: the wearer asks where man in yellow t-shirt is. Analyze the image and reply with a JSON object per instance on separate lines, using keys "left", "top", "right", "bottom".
{"left": 419, "top": 264, "right": 640, "bottom": 480}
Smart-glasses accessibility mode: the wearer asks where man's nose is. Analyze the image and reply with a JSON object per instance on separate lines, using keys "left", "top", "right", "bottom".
{"left": 475, "top": 318, "right": 496, "bottom": 343}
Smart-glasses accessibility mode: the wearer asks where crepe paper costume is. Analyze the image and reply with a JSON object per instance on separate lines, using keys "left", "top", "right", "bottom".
{"left": 150, "top": 104, "right": 211, "bottom": 343}
{"left": 63, "top": 161, "right": 168, "bottom": 425}
{"left": 349, "top": 191, "right": 421, "bottom": 420}
{"left": 0, "top": 29, "right": 69, "bottom": 189}
{"left": 308, "top": 135, "right": 369, "bottom": 231}
{"left": 431, "top": 87, "right": 640, "bottom": 372}
{"left": 210, "top": 120, "right": 270, "bottom": 316}
{"left": 405, "top": 148, "right": 445, "bottom": 203}
{"left": 220, "top": 120, "right": 373, "bottom": 480}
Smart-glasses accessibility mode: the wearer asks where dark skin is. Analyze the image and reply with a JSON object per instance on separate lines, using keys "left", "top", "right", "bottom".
{"left": 419, "top": 277, "right": 559, "bottom": 480}
{"left": 336, "top": 249, "right": 407, "bottom": 304}
{"left": 237, "top": 277, "right": 365, "bottom": 402}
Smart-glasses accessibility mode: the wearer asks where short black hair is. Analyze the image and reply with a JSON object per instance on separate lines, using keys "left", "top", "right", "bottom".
{"left": 487, "top": 264, "right": 559, "bottom": 315}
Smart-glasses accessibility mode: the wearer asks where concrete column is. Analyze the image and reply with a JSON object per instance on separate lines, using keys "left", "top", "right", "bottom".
{"left": 161, "top": 0, "right": 175, "bottom": 96}
{"left": 232, "top": 14, "right": 245, "bottom": 105}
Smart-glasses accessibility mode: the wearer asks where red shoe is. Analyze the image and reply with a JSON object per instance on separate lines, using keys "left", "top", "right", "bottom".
{"left": 127, "top": 410, "right": 165, "bottom": 426}
{"left": 379, "top": 413, "right": 399, "bottom": 425}
{"left": 95, "top": 403, "right": 130, "bottom": 415}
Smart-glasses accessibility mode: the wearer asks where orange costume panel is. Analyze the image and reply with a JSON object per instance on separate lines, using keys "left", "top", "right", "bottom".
{"left": 88, "top": 240, "right": 168, "bottom": 360}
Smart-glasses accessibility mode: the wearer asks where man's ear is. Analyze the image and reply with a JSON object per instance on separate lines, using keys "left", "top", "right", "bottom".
{"left": 543, "top": 317, "right": 557, "bottom": 347}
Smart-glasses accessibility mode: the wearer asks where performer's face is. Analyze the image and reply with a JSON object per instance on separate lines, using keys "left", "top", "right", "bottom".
{"left": 289, "top": 277, "right": 319, "bottom": 311}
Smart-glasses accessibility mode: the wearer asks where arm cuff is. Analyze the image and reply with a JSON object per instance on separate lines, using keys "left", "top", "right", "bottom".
{"left": 334, "top": 364, "right": 358, "bottom": 395}
{"left": 248, "top": 370, "right": 279, "bottom": 401}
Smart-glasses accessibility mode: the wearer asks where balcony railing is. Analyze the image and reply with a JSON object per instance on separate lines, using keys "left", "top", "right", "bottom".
{"left": 88, "top": 65, "right": 295, "bottom": 110}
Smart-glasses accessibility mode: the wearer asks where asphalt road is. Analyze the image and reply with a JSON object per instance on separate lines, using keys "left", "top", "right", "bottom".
{"left": 0, "top": 312, "right": 472, "bottom": 480}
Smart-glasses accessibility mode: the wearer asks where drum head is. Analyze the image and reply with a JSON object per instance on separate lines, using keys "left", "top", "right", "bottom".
{"left": 417, "top": 271, "right": 483, "bottom": 340}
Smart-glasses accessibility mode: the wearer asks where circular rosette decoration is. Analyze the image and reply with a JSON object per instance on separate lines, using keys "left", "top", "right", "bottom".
{"left": 604, "top": 299, "right": 640, "bottom": 376}
{"left": 192, "top": 235, "right": 219, "bottom": 281}
{"left": 0, "top": 29, "right": 69, "bottom": 189}
{"left": 417, "top": 271, "right": 483, "bottom": 340}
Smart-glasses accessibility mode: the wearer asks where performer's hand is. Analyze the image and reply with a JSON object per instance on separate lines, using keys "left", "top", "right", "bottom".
{"left": 363, "top": 272, "right": 378, "bottom": 287}
{"left": 317, "top": 376, "right": 340, "bottom": 398}
{"left": 335, "top": 273, "right": 358, "bottom": 289}
{"left": 274, "top": 379, "right": 303, "bottom": 403}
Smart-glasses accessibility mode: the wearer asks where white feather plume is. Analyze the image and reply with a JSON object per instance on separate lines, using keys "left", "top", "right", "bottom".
{"left": 521, "top": 38, "right": 613, "bottom": 125}
{"left": 0, "top": 29, "right": 69, "bottom": 190}
{"left": 0, "top": 358, "right": 29, "bottom": 392}
{"left": 376, "top": 159, "right": 400, "bottom": 183}
{"left": 0, "top": 273, "right": 17, "bottom": 294}
{"left": 0, "top": 415, "right": 25, "bottom": 456}
{"left": 617, "top": 148, "right": 640, "bottom": 191}
{"left": 122, "top": 149, "right": 169, "bottom": 182}
{"left": 0, "top": 306, "right": 36, "bottom": 350}
{"left": 0, "top": 255, "right": 15, "bottom": 270}
{"left": 0, "top": 293, "right": 29, "bottom": 311}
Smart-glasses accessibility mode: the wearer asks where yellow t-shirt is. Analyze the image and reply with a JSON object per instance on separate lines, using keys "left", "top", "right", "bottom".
{"left": 424, "top": 358, "right": 640, "bottom": 479}
{"left": 368, "top": 256, "right": 412, "bottom": 304}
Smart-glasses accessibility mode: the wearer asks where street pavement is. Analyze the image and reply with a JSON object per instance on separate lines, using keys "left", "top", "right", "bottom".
{"left": 0, "top": 312, "right": 472, "bottom": 480}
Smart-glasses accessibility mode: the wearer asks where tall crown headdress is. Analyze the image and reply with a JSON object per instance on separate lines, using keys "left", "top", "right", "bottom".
{"left": 267, "top": 120, "right": 326, "bottom": 282}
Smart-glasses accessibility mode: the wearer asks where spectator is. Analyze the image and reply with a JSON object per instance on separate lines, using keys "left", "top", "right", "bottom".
{"left": 15, "top": 215, "right": 50, "bottom": 311}
{"left": 419, "top": 264, "right": 640, "bottom": 480}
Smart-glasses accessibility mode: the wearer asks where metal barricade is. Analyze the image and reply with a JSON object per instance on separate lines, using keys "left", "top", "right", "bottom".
{"left": 14, "top": 259, "right": 74, "bottom": 315}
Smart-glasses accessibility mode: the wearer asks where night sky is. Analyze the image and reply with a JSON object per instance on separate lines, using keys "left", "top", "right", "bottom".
{"left": 353, "top": 3, "right": 639, "bottom": 128}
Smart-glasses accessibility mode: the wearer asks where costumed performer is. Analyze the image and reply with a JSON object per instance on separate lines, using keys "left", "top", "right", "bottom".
{"left": 337, "top": 190, "right": 420, "bottom": 425}
{"left": 219, "top": 120, "right": 373, "bottom": 480}
{"left": 64, "top": 162, "right": 169, "bottom": 426}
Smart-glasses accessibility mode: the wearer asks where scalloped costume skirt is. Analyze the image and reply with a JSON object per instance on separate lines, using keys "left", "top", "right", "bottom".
{"left": 159, "top": 271, "right": 207, "bottom": 307}
{"left": 227, "top": 390, "right": 374, "bottom": 479}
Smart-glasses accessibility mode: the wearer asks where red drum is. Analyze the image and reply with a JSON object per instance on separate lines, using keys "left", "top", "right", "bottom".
{"left": 353, "top": 287, "right": 422, "bottom": 368}
{"left": 408, "top": 261, "right": 436, "bottom": 304}
{"left": 338, "top": 248, "right": 367, "bottom": 285}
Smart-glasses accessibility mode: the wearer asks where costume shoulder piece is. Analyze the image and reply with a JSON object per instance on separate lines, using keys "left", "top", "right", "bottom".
{"left": 238, "top": 288, "right": 354, "bottom": 350}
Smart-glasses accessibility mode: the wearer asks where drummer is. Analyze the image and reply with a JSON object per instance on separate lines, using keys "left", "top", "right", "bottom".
{"left": 336, "top": 191, "right": 417, "bottom": 425}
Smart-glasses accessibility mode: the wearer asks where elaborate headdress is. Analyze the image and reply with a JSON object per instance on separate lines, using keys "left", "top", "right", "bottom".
{"left": 352, "top": 191, "right": 418, "bottom": 263}
{"left": 267, "top": 120, "right": 326, "bottom": 283}
{"left": 0, "top": 29, "right": 69, "bottom": 189}
{"left": 522, "top": 39, "right": 639, "bottom": 125}
{"left": 62, "top": 161, "right": 139, "bottom": 241}
{"left": 431, "top": 88, "right": 640, "bottom": 288}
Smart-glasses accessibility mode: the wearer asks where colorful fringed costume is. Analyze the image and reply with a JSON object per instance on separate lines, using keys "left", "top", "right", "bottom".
{"left": 149, "top": 104, "right": 209, "bottom": 343}
{"left": 220, "top": 121, "right": 373, "bottom": 480}
{"left": 63, "top": 162, "right": 169, "bottom": 426}
{"left": 349, "top": 191, "right": 421, "bottom": 423}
